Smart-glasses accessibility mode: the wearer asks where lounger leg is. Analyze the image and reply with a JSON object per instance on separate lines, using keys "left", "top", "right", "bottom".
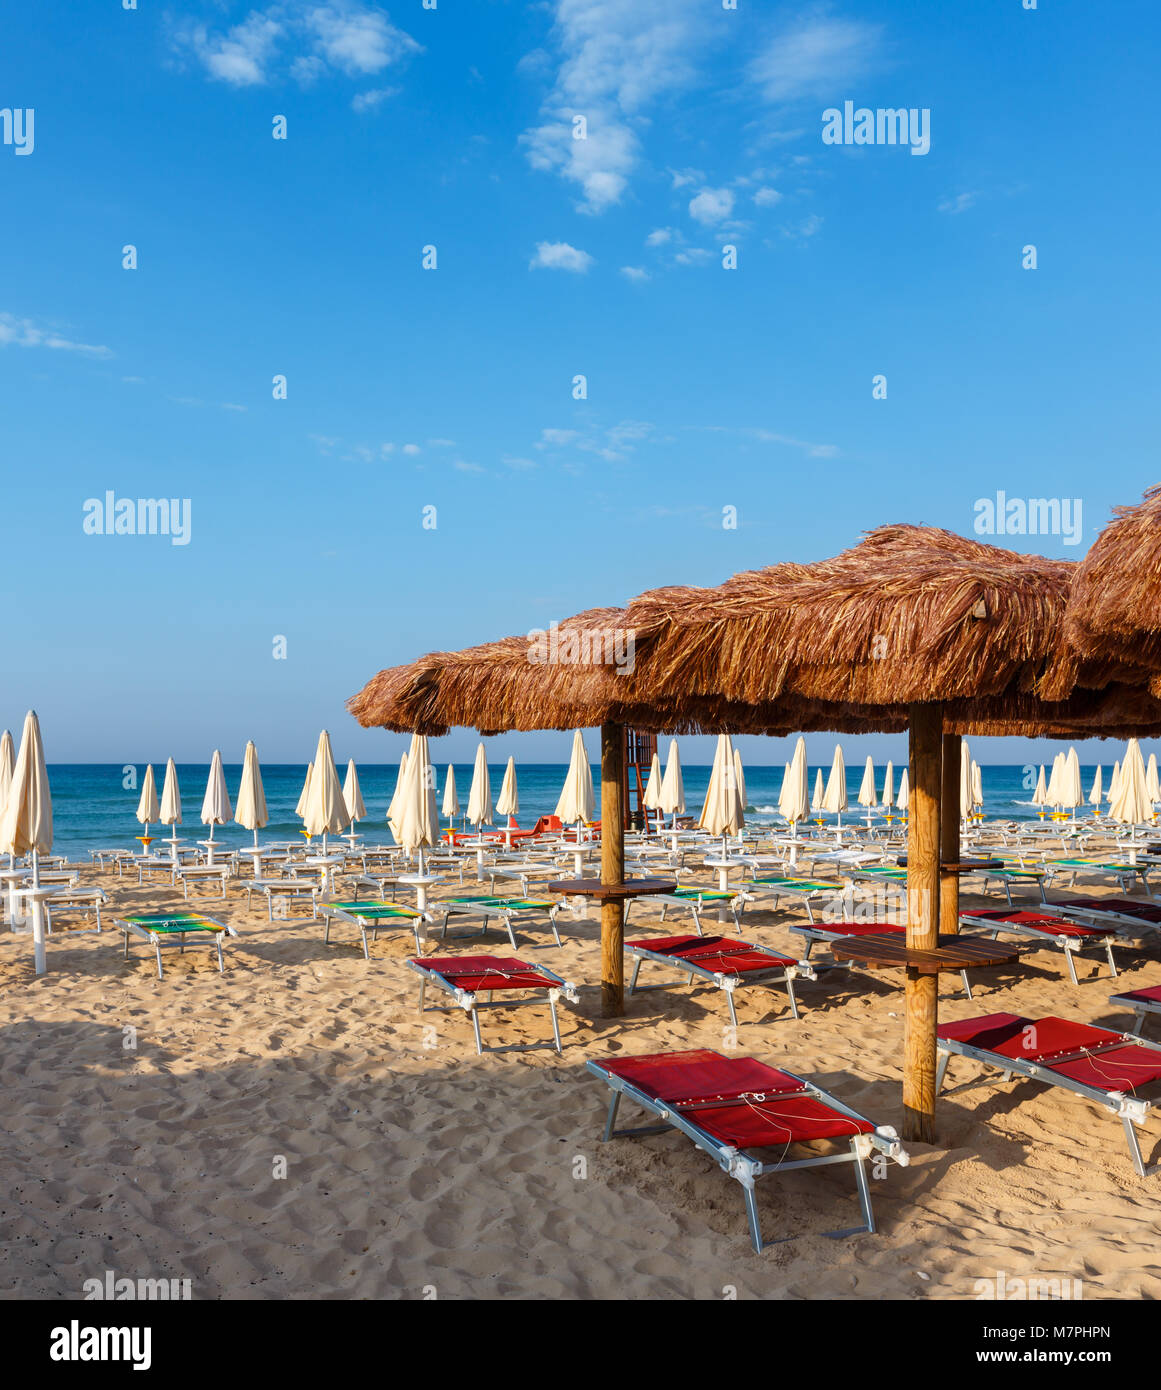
{"left": 659, "top": 902, "right": 667, "bottom": 923}
{"left": 935, "top": 1051, "right": 951, "bottom": 1092}
{"left": 505, "top": 917, "right": 518, "bottom": 950}
{"left": 550, "top": 912, "right": 562, "bottom": 948}
{"left": 742, "top": 1184, "right": 763, "bottom": 1254}
{"left": 1131, "top": 1007, "right": 1146, "bottom": 1037}
{"left": 361, "top": 924, "right": 370, "bottom": 961}
{"left": 961, "top": 970, "right": 973, "bottom": 1000}
{"left": 1106, "top": 941, "right": 1118, "bottom": 978}
{"left": 123, "top": 931, "right": 129, "bottom": 960}
{"left": 1064, "top": 946, "right": 1079, "bottom": 986}
{"left": 601, "top": 1092, "right": 621, "bottom": 1142}
{"left": 725, "top": 987, "right": 739, "bottom": 1031}
{"left": 628, "top": 957, "right": 643, "bottom": 995}
{"left": 1005, "top": 882, "right": 1014, "bottom": 908}
{"left": 216, "top": 935, "right": 224, "bottom": 973}
{"left": 324, "top": 915, "right": 331, "bottom": 945}
{"left": 417, "top": 978, "right": 427, "bottom": 1012}
{"left": 785, "top": 976, "right": 800, "bottom": 1021}
{"left": 470, "top": 1007, "right": 484, "bottom": 1056}
{"left": 691, "top": 907, "right": 703, "bottom": 937}
{"left": 154, "top": 939, "right": 164, "bottom": 980}
{"left": 853, "top": 1148, "right": 875, "bottom": 1233}
{"left": 1122, "top": 1115, "right": 1147, "bottom": 1178}
{"left": 805, "top": 900, "right": 816, "bottom": 925}
{"left": 549, "top": 997, "right": 563, "bottom": 1054}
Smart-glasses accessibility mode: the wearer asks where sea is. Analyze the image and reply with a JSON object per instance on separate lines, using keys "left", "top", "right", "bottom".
{"left": 44, "top": 762, "right": 1111, "bottom": 858}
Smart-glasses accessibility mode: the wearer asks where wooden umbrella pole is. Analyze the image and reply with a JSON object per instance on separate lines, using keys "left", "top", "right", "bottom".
{"left": 904, "top": 703, "right": 942, "bottom": 1143}
{"left": 600, "top": 721, "right": 625, "bottom": 1017}
{"left": 940, "top": 730, "right": 962, "bottom": 936}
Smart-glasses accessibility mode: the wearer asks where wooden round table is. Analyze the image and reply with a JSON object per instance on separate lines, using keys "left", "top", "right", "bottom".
{"left": 828, "top": 932, "right": 1018, "bottom": 975}
{"left": 546, "top": 877, "right": 676, "bottom": 900}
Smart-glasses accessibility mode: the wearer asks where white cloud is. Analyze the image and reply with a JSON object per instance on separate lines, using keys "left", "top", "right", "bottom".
{"left": 747, "top": 427, "right": 838, "bottom": 458}
{"left": 674, "top": 247, "right": 713, "bottom": 265}
{"left": 502, "top": 455, "right": 538, "bottom": 471}
{"left": 305, "top": 3, "right": 419, "bottom": 74}
{"left": 352, "top": 85, "right": 396, "bottom": 110}
{"left": 530, "top": 241, "right": 594, "bottom": 272}
{"left": 0, "top": 313, "right": 111, "bottom": 357}
{"left": 688, "top": 187, "right": 734, "bottom": 224}
{"left": 427, "top": 437, "right": 455, "bottom": 447}
{"left": 669, "top": 167, "right": 705, "bottom": 189}
{"left": 176, "top": 2, "right": 420, "bottom": 88}
{"left": 222, "top": 402, "right": 247, "bottom": 412}
{"left": 620, "top": 266, "right": 650, "bottom": 281}
{"left": 519, "top": 0, "right": 716, "bottom": 213}
{"left": 645, "top": 227, "right": 673, "bottom": 246}
{"left": 753, "top": 186, "right": 783, "bottom": 207}
{"left": 454, "top": 459, "right": 485, "bottom": 473}
{"left": 402, "top": 442, "right": 421, "bottom": 455}
{"left": 750, "top": 12, "right": 882, "bottom": 104}
{"left": 938, "top": 191, "right": 977, "bottom": 215}
{"left": 539, "top": 428, "right": 580, "bottom": 446}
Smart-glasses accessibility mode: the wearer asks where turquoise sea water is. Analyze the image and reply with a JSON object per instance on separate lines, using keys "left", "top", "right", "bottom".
{"left": 44, "top": 762, "right": 1111, "bottom": 857}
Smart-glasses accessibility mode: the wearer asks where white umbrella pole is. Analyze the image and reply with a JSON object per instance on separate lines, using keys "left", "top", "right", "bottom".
{"left": 31, "top": 847, "right": 46, "bottom": 977}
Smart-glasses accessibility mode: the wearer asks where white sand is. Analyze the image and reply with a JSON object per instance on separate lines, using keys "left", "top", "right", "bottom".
{"left": 3, "top": 866, "right": 1160, "bottom": 1300}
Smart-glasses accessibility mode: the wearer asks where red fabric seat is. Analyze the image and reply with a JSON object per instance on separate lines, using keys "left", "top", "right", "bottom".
{"left": 1048, "top": 1047, "right": 1161, "bottom": 1091}
{"left": 598, "top": 1049, "right": 803, "bottom": 1104}
{"left": 693, "top": 1094, "right": 873, "bottom": 1148}
{"left": 412, "top": 955, "right": 558, "bottom": 992}
{"left": 818, "top": 923, "right": 904, "bottom": 937}
{"left": 938, "top": 1013, "right": 1161, "bottom": 1091}
{"left": 963, "top": 909, "right": 1114, "bottom": 939}
{"left": 1054, "top": 897, "right": 1161, "bottom": 925}
{"left": 1116, "top": 984, "right": 1161, "bottom": 1005}
{"left": 628, "top": 934, "right": 797, "bottom": 974}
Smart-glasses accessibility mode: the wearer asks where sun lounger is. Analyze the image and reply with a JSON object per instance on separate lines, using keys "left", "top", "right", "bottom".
{"left": 587, "top": 1048, "right": 909, "bottom": 1251}
{"left": 175, "top": 863, "right": 231, "bottom": 898}
{"left": 626, "top": 933, "right": 816, "bottom": 1025}
{"left": 1045, "top": 896, "right": 1161, "bottom": 937}
{"left": 117, "top": 910, "right": 237, "bottom": 979}
{"left": 978, "top": 867, "right": 1046, "bottom": 906}
{"left": 405, "top": 953, "right": 578, "bottom": 1054}
{"left": 244, "top": 877, "right": 319, "bottom": 921}
{"left": 936, "top": 1011, "right": 1161, "bottom": 1175}
{"left": 436, "top": 895, "right": 562, "bottom": 949}
{"left": 1043, "top": 859, "right": 1153, "bottom": 895}
{"left": 1109, "top": 985, "right": 1161, "bottom": 1036}
{"left": 346, "top": 872, "right": 401, "bottom": 903}
{"left": 44, "top": 886, "right": 108, "bottom": 933}
{"left": 959, "top": 908, "right": 1120, "bottom": 984}
{"left": 625, "top": 885, "right": 751, "bottom": 935}
{"left": 320, "top": 900, "right": 428, "bottom": 957}
{"left": 743, "top": 876, "right": 839, "bottom": 924}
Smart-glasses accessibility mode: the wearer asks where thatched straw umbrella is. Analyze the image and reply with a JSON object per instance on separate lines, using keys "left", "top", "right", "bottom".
{"left": 350, "top": 533, "right": 1161, "bottom": 1137}
{"left": 612, "top": 525, "right": 1156, "bottom": 1143}
{"left": 1066, "top": 484, "right": 1161, "bottom": 684}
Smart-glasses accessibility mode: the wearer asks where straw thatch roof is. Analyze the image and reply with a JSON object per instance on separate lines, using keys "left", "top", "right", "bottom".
{"left": 620, "top": 524, "right": 1146, "bottom": 709}
{"left": 1066, "top": 484, "right": 1161, "bottom": 688}
{"left": 349, "top": 524, "right": 1161, "bottom": 742}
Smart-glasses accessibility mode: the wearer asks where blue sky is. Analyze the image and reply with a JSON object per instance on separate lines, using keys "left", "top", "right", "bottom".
{"left": 2, "top": 0, "right": 1159, "bottom": 768}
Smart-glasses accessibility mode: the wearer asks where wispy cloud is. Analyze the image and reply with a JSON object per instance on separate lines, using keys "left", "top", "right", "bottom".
{"left": 620, "top": 266, "right": 650, "bottom": 281}
{"left": 750, "top": 9, "right": 883, "bottom": 104}
{"left": 938, "top": 191, "right": 977, "bottom": 215}
{"left": 0, "top": 313, "right": 111, "bottom": 357}
{"left": 174, "top": 2, "right": 421, "bottom": 89}
{"left": 519, "top": 0, "right": 717, "bottom": 213}
{"left": 352, "top": 86, "right": 398, "bottom": 111}
{"left": 530, "top": 241, "right": 594, "bottom": 272}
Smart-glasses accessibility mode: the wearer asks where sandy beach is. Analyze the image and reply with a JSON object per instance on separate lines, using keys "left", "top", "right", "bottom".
{"left": 4, "top": 863, "right": 1160, "bottom": 1301}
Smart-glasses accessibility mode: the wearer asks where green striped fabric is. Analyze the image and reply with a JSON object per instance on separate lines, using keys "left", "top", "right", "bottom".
{"left": 326, "top": 900, "right": 420, "bottom": 919}
{"left": 446, "top": 896, "right": 552, "bottom": 910}
{"left": 671, "top": 887, "right": 736, "bottom": 901}
{"left": 122, "top": 913, "right": 219, "bottom": 934}
{"left": 751, "top": 877, "right": 833, "bottom": 891}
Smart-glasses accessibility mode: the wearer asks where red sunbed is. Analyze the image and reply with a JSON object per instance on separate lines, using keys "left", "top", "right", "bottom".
{"left": 625, "top": 933, "right": 816, "bottom": 1025}
{"left": 937, "top": 1011, "right": 1161, "bottom": 1175}
{"left": 587, "top": 1048, "right": 909, "bottom": 1251}
{"left": 959, "top": 908, "right": 1120, "bottom": 985}
{"left": 404, "top": 954, "right": 578, "bottom": 1055}
{"left": 1109, "top": 983, "right": 1161, "bottom": 1036}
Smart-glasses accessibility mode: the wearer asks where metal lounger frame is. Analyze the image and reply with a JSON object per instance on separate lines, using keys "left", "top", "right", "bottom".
{"left": 437, "top": 900, "right": 562, "bottom": 950}
{"left": 626, "top": 941, "right": 816, "bottom": 1027}
{"left": 322, "top": 905, "right": 428, "bottom": 958}
{"left": 936, "top": 1027, "right": 1161, "bottom": 1176}
{"left": 117, "top": 916, "right": 236, "bottom": 980}
{"left": 406, "top": 957, "right": 577, "bottom": 1055}
{"left": 959, "top": 911, "right": 1119, "bottom": 986}
{"left": 587, "top": 1060, "right": 907, "bottom": 1252}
